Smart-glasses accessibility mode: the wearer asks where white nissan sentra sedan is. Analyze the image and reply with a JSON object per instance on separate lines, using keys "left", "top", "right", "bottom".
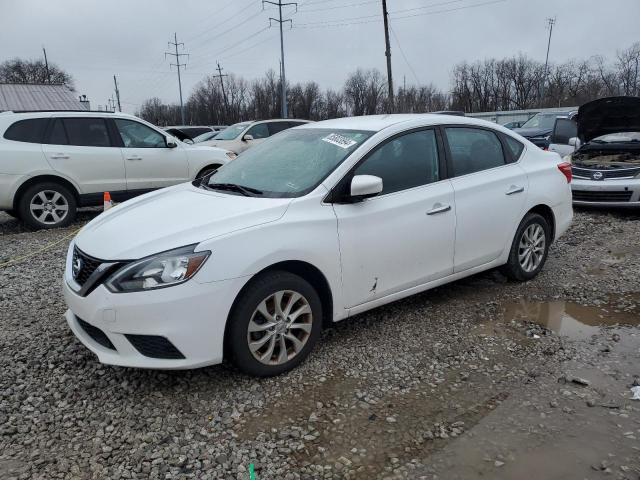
{"left": 63, "top": 114, "right": 573, "bottom": 377}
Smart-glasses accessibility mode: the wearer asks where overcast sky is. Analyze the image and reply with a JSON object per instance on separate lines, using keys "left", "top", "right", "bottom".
{"left": 1, "top": 0, "right": 638, "bottom": 113}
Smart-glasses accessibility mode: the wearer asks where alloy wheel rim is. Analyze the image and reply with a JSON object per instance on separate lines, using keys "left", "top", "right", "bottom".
{"left": 518, "top": 223, "right": 546, "bottom": 273}
{"left": 247, "top": 290, "right": 313, "bottom": 365}
{"left": 29, "top": 190, "right": 69, "bottom": 225}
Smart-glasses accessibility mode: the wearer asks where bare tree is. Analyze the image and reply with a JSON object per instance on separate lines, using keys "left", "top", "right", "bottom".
{"left": 0, "top": 58, "right": 74, "bottom": 89}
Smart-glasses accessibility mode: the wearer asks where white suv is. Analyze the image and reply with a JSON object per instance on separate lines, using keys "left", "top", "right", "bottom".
{"left": 0, "top": 111, "right": 235, "bottom": 229}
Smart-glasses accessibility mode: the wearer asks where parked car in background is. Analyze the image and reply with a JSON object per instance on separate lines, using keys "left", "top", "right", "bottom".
{"left": 62, "top": 114, "right": 572, "bottom": 376}
{"left": 514, "top": 110, "right": 576, "bottom": 149}
{"left": 0, "top": 111, "right": 235, "bottom": 229}
{"left": 200, "top": 119, "right": 311, "bottom": 154}
{"left": 549, "top": 96, "right": 640, "bottom": 207}
{"left": 192, "top": 130, "right": 220, "bottom": 143}
{"left": 163, "top": 125, "right": 227, "bottom": 143}
{"left": 503, "top": 120, "right": 525, "bottom": 129}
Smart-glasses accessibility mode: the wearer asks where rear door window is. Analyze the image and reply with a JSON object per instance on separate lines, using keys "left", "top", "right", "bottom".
{"left": 445, "top": 127, "right": 506, "bottom": 177}
{"left": 63, "top": 118, "right": 111, "bottom": 147}
{"left": 3, "top": 118, "right": 49, "bottom": 143}
{"left": 47, "top": 119, "right": 69, "bottom": 145}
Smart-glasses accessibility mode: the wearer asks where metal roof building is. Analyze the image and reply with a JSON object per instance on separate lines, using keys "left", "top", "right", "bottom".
{"left": 0, "top": 83, "right": 90, "bottom": 112}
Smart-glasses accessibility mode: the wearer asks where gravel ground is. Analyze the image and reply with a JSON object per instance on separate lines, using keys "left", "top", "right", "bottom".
{"left": 1, "top": 208, "right": 639, "bottom": 479}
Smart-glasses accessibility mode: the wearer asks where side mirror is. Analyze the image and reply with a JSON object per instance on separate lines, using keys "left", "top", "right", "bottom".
{"left": 568, "top": 137, "right": 581, "bottom": 148}
{"left": 350, "top": 175, "right": 383, "bottom": 201}
{"left": 243, "top": 134, "right": 254, "bottom": 142}
{"left": 165, "top": 137, "right": 177, "bottom": 148}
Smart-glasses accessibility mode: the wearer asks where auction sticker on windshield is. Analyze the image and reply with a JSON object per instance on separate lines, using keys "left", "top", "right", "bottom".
{"left": 322, "top": 133, "right": 358, "bottom": 149}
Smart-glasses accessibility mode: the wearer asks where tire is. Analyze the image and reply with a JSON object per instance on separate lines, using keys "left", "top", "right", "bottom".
{"left": 500, "top": 213, "right": 551, "bottom": 282}
{"left": 227, "top": 271, "right": 323, "bottom": 377}
{"left": 18, "top": 182, "right": 77, "bottom": 230}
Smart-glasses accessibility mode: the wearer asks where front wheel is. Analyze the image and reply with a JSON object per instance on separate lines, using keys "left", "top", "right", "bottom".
{"left": 227, "top": 271, "right": 323, "bottom": 377}
{"left": 18, "top": 182, "right": 77, "bottom": 230}
{"left": 500, "top": 213, "right": 550, "bottom": 282}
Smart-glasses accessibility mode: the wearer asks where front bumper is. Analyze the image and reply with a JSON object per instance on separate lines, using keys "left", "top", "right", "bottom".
{"left": 63, "top": 245, "right": 249, "bottom": 369}
{"left": 571, "top": 178, "right": 640, "bottom": 207}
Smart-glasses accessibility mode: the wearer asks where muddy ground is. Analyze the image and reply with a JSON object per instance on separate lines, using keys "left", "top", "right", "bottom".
{"left": 0, "top": 208, "right": 639, "bottom": 480}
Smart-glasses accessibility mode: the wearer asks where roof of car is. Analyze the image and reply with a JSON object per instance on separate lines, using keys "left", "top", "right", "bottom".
{"left": 299, "top": 114, "right": 492, "bottom": 132}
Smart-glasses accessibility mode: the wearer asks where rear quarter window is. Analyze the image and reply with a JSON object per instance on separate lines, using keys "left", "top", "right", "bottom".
{"left": 3, "top": 118, "right": 49, "bottom": 143}
{"left": 503, "top": 135, "right": 524, "bottom": 161}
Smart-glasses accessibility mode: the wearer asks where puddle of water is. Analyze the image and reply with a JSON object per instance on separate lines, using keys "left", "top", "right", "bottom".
{"left": 502, "top": 299, "right": 640, "bottom": 340}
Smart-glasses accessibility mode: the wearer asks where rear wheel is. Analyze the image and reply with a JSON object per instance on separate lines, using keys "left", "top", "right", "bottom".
{"left": 227, "top": 271, "right": 322, "bottom": 377}
{"left": 501, "top": 213, "right": 550, "bottom": 281}
{"left": 18, "top": 182, "right": 77, "bottom": 230}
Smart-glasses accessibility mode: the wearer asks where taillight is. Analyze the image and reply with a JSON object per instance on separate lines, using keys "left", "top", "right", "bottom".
{"left": 557, "top": 162, "right": 572, "bottom": 183}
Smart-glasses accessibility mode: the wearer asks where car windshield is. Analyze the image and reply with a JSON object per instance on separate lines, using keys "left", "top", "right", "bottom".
{"left": 193, "top": 131, "right": 218, "bottom": 143}
{"left": 203, "top": 128, "right": 373, "bottom": 198}
{"left": 215, "top": 122, "right": 252, "bottom": 140}
{"left": 521, "top": 113, "right": 569, "bottom": 130}
{"left": 591, "top": 132, "right": 640, "bottom": 143}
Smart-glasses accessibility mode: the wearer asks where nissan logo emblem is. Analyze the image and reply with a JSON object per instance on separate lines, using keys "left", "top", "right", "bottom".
{"left": 592, "top": 171, "right": 604, "bottom": 180}
{"left": 72, "top": 257, "right": 82, "bottom": 279}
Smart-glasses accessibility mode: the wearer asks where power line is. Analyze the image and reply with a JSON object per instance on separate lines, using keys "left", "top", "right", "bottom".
{"left": 390, "top": 26, "right": 420, "bottom": 86}
{"left": 391, "top": 0, "right": 507, "bottom": 20}
{"left": 263, "top": 0, "right": 298, "bottom": 119}
{"left": 390, "top": 0, "right": 464, "bottom": 15}
{"left": 183, "top": 0, "right": 255, "bottom": 43}
{"left": 165, "top": 33, "right": 189, "bottom": 124}
{"left": 192, "top": 26, "right": 271, "bottom": 67}
{"left": 298, "top": 0, "right": 378, "bottom": 13}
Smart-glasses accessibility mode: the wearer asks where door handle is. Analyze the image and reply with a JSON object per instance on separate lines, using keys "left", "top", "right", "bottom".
{"left": 505, "top": 185, "right": 524, "bottom": 195}
{"left": 426, "top": 203, "right": 451, "bottom": 215}
{"left": 126, "top": 156, "right": 142, "bottom": 161}
{"left": 50, "top": 153, "right": 69, "bottom": 159}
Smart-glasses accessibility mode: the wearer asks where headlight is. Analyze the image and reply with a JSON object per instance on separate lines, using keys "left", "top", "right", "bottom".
{"left": 105, "top": 245, "right": 210, "bottom": 293}
{"left": 225, "top": 151, "right": 237, "bottom": 160}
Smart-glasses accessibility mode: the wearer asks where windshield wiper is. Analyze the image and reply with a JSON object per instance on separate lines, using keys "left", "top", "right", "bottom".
{"left": 207, "top": 183, "right": 263, "bottom": 196}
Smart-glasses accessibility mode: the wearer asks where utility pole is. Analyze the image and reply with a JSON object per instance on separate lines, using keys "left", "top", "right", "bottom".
{"left": 165, "top": 33, "right": 189, "bottom": 124}
{"left": 263, "top": 0, "right": 297, "bottom": 119}
{"left": 541, "top": 17, "right": 556, "bottom": 106}
{"left": 215, "top": 62, "right": 230, "bottom": 118}
{"left": 113, "top": 75, "right": 122, "bottom": 112}
{"left": 381, "top": 0, "right": 394, "bottom": 113}
{"left": 42, "top": 47, "right": 50, "bottom": 84}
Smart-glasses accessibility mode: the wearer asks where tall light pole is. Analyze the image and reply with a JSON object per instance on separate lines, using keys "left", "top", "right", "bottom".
{"left": 263, "top": 0, "right": 297, "bottom": 119}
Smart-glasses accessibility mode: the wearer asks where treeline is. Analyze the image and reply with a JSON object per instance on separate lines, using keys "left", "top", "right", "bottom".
{"left": 138, "top": 41, "right": 640, "bottom": 125}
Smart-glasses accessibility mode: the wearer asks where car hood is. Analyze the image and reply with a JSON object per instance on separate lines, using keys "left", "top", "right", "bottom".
{"left": 577, "top": 96, "right": 640, "bottom": 142}
{"left": 75, "top": 183, "right": 291, "bottom": 260}
{"left": 201, "top": 139, "right": 237, "bottom": 149}
{"left": 512, "top": 127, "right": 550, "bottom": 138}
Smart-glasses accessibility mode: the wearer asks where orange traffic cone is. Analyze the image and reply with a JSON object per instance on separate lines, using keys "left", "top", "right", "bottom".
{"left": 103, "top": 192, "right": 113, "bottom": 211}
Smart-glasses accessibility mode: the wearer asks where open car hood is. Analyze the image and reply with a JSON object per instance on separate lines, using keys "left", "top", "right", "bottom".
{"left": 577, "top": 96, "right": 640, "bottom": 143}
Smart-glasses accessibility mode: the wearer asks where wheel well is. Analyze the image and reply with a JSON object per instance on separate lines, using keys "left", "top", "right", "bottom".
{"left": 13, "top": 175, "right": 79, "bottom": 211}
{"left": 528, "top": 204, "right": 556, "bottom": 241}
{"left": 223, "top": 260, "right": 334, "bottom": 358}
{"left": 196, "top": 164, "right": 222, "bottom": 179}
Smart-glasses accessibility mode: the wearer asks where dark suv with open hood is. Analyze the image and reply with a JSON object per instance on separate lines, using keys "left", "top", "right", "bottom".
{"left": 550, "top": 96, "right": 640, "bottom": 207}
{"left": 513, "top": 110, "right": 576, "bottom": 149}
